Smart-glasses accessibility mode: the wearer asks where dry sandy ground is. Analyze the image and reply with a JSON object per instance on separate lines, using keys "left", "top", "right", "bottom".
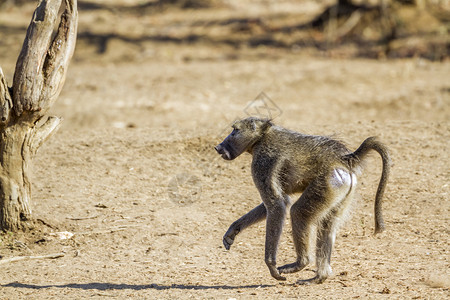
{"left": 0, "top": 1, "right": 449, "bottom": 299}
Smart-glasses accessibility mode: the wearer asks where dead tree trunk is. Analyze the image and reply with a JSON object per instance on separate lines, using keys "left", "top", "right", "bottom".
{"left": 0, "top": 0, "right": 77, "bottom": 231}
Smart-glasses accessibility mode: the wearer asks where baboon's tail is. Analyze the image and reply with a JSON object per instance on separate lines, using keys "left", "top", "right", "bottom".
{"left": 344, "top": 137, "right": 391, "bottom": 234}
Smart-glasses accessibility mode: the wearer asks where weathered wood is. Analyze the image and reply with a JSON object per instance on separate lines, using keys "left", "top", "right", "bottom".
{"left": 0, "top": 0, "right": 77, "bottom": 232}
{"left": 40, "top": 0, "right": 78, "bottom": 113}
{"left": 0, "top": 68, "right": 12, "bottom": 126}
{"left": 0, "top": 122, "right": 34, "bottom": 230}
{"left": 12, "top": 0, "right": 61, "bottom": 116}
{"left": 29, "top": 116, "right": 62, "bottom": 156}
{"left": 12, "top": 0, "right": 77, "bottom": 117}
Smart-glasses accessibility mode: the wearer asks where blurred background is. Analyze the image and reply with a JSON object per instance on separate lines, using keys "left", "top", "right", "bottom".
{"left": 0, "top": 0, "right": 448, "bottom": 131}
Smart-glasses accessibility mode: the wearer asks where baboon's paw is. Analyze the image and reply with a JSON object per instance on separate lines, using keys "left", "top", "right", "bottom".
{"left": 278, "top": 262, "right": 305, "bottom": 274}
{"left": 295, "top": 275, "right": 326, "bottom": 285}
{"left": 268, "top": 266, "right": 287, "bottom": 281}
{"left": 223, "top": 235, "right": 234, "bottom": 250}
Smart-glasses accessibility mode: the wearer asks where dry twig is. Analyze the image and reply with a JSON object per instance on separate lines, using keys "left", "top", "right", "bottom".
{"left": 0, "top": 253, "right": 64, "bottom": 265}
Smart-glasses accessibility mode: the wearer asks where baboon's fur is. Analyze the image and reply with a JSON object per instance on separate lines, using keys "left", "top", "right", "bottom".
{"left": 215, "top": 117, "right": 390, "bottom": 284}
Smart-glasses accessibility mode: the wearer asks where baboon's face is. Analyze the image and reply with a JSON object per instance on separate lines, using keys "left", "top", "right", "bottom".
{"left": 215, "top": 118, "right": 271, "bottom": 160}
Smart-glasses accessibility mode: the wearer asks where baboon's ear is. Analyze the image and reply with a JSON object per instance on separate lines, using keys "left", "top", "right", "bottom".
{"left": 250, "top": 119, "right": 258, "bottom": 131}
{"left": 260, "top": 119, "right": 273, "bottom": 132}
{"left": 250, "top": 118, "right": 272, "bottom": 132}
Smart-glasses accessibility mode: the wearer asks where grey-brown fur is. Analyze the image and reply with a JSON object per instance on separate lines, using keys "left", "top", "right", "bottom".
{"left": 215, "top": 117, "right": 391, "bottom": 284}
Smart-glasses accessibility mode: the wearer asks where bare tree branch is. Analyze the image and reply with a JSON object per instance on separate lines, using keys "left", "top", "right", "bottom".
{"left": 30, "top": 116, "right": 62, "bottom": 156}
{"left": 40, "top": 0, "right": 78, "bottom": 112}
{"left": 12, "top": 0, "right": 62, "bottom": 116}
{"left": 0, "top": 67, "right": 12, "bottom": 126}
{"left": 12, "top": 0, "right": 78, "bottom": 118}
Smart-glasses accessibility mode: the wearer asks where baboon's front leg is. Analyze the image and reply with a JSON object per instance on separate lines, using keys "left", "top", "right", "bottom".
{"left": 264, "top": 202, "right": 287, "bottom": 281}
{"left": 223, "top": 203, "right": 266, "bottom": 250}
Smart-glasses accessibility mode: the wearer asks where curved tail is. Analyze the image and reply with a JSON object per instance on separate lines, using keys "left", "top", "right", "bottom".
{"left": 345, "top": 137, "right": 391, "bottom": 234}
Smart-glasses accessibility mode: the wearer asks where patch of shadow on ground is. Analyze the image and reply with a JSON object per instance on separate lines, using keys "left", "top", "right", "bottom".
{"left": 3, "top": 282, "right": 275, "bottom": 291}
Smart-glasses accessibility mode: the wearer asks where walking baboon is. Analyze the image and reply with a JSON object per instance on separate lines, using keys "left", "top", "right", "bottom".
{"left": 215, "top": 117, "right": 390, "bottom": 284}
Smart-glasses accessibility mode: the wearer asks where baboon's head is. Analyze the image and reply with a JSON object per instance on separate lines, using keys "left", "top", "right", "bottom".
{"left": 215, "top": 117, "right": 272, "bottom": 160}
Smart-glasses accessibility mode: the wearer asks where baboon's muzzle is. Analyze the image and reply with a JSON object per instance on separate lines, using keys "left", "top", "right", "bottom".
{"left": 214, "top": 143, "right": 232, "bottom": 160}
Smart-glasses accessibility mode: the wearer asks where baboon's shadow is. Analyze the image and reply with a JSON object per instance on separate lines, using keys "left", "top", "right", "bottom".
{"left": 3, "top": 282, "right": 275, "bottom": 291}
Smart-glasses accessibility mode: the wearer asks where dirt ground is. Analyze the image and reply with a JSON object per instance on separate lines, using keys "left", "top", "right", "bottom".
{"left": 0, "top": 1, "right": 449, "bottom": 299}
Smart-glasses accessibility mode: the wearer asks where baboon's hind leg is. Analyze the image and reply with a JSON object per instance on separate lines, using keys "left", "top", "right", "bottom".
{"left": 279, "top": 169, "right": 354, "bottom": 283}
{"left": 296, "top": 210, "right": 339, "bottom": 284}
{"left": 278, "top": 176, "right": 332, "bottom": 275}
{"left": 296, "top": 170, "right": 355, "bottom": 285}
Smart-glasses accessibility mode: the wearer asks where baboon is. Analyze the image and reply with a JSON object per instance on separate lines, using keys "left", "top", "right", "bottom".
{"left": 215, "top": 117, "right": 390, "bottom": 284}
